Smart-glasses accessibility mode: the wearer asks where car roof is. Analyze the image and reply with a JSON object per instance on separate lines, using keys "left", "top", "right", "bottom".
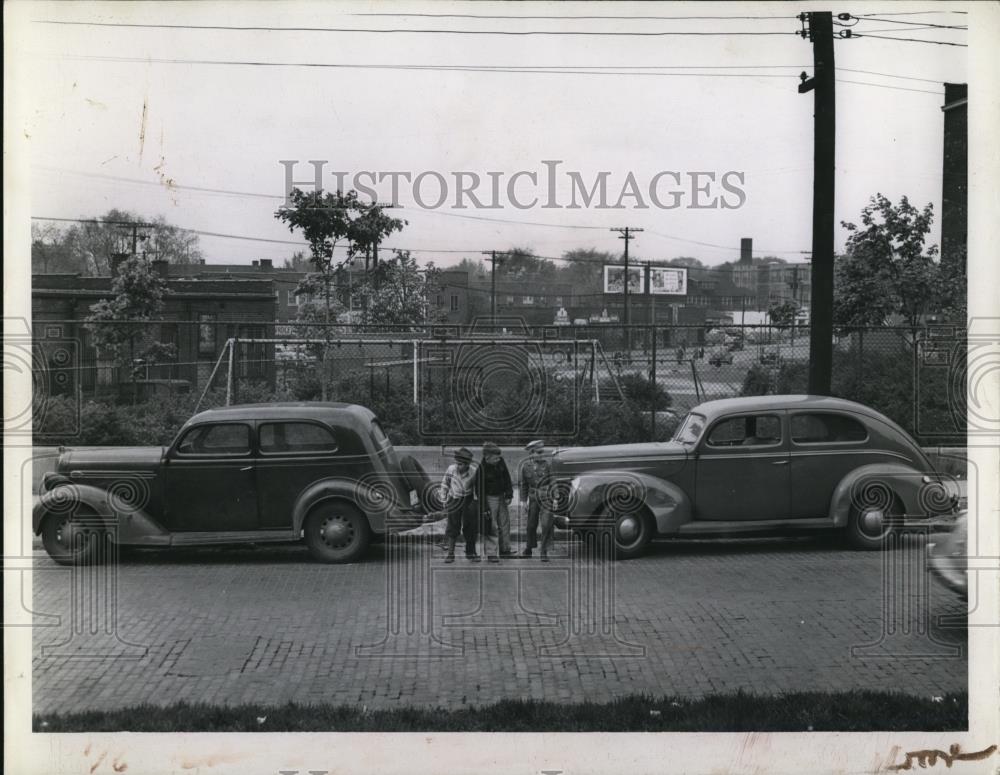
{"left": 187, "top": 402, "right": 375, "bottom": 424}
{"left": 692, "top": 394, "right": 888, "bottom": 422}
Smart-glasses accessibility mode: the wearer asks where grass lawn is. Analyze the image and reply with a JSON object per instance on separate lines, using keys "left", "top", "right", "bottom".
{"left": 34, "top": 690, "right": 967, "bottom": 732}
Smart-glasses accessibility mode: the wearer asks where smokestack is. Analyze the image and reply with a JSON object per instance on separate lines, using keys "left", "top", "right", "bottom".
{"left": 259, "top": 258, "right": 273, "bottom": 270}
{"left": 740, "top": 238, "right": 753, "bottom": 264}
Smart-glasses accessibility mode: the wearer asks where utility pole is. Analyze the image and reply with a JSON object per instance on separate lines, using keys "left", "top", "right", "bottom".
{"left": 369, "top": 202, "right": 400, "bottom": 267}
{"left": 482, "top": 250, "right": 505, "bottom": 328}
{"left": 611, "top": 227, "right": 643, "bottom": 353}
{"left": 798, "top": 11, "right": 835, "bottom": 395}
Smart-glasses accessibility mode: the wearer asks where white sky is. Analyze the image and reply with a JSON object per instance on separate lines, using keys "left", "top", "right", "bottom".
{"left": 18, "top": 1, "right": 969, "bottom": 269}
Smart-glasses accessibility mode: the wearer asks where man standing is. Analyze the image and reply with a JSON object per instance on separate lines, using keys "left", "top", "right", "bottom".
{"left": 474, "top": 441, "right": 514, "bottom": 561}
{"left": 519, "top": 439, "right": 554, "bottom": 561}
{"left": 439, "top": 447, "right": 479, "bottom": 563}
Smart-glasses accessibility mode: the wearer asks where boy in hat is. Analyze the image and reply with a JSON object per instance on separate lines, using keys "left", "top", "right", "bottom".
{"left": 519, "top": 439, "right": 554, "bottom": 561}
{"left": 439, "top": 447, "right": 479, "bottom": 563}
{"left": 473, "top": 441, "right": 514, "bottom": 561}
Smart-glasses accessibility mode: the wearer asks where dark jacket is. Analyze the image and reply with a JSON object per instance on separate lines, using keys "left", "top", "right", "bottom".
{"left": 474, "top": 457, "right": 514, "bottom": 502}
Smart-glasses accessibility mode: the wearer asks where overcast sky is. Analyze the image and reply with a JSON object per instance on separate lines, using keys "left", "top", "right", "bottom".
{"left": 19, "top": 1, "right": 969, "bottom": 269}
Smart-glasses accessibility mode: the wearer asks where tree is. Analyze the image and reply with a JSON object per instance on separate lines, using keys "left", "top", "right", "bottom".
{"left": 275, "top": 188, "right": 406, "bottom": 399}
{"left": 767, "top": 299, "right": 799, "bottom": 330}
{"left": 282, "top": 250, "right": 310, "bottom": 270}
{"left": 558, "top": 249, "right": 610, "bottom": 296}
{"left": 84, "top": 256, "right": 176, "bottom": 399}
{"left": 835, "top": 194, "right": 940, "bottom": 330}
{"left": 33, "top": 210, "right": 203, "bottom": 276}
{"left": 353, "top": 251, "right": 447, "bottom": 326}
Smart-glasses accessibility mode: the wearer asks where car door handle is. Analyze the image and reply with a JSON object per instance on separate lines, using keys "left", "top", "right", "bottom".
{"left": 240, "top": 466, "right": 253, "bottom": 472}
{"left": 772, "top": 459, "right": 789, "bottom": 466}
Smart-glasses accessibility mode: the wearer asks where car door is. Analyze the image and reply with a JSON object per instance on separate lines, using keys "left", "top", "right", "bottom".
{"left": 164, "top": 422, "right": 258, "bottom": 532}
{"left": 694, "top": 411, "right": 790, "bottom": 521}
{"left": 788, "top": 411, "right": 871, "bottom": 518}
{"left": 255, "top": 420, "right": 341, "bottom": 529}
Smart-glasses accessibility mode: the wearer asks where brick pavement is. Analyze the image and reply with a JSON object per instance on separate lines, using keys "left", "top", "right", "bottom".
{"left": 31, "top": 535, "right": 967, "bottom": 716}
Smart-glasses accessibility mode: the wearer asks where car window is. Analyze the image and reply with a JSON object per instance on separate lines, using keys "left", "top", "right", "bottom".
{"left": 673, "top": 412, "right": 706, "bottom": 444}
{"left": 259, "top": 422, "right": 338, "bottom": 454}
{"left": 370, "top": 419, "right": 391, "bottom": 448}
{"left": 706, "top": 414, "right": 781, "bottom": 447}
{"left": 791, "top": 413, "right": 868, "bottom": 444}
{"left": 176, "top": 423, "right": 250, "bottom": 455}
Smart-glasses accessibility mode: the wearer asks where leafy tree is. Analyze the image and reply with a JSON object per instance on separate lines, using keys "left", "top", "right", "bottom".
{"left": 84, "top": 256, "right": 176, "bottom": 399}
{"left": 282, "top": 250, "right": 311, "bottom": 270}
{"left": 353, "top": 251, "right": 446, "bottom": 327}
{"left": 558, "top": 249, "right": 611, "bottom": 296}
{"left": 32, "top": 210, "right": 203, "bottom": 275}
{"left": 835, "top": 194, "right": 940, "bottom": 330}
{"left": 767, "top": 299, "right": 799, "bottom": 330}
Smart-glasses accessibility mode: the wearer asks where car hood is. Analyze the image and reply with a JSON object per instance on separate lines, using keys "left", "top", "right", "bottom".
{"left": 58, "top": 446, "right": 167, "bottom": 473}
{"left": 552, "top": 441, "right": 688, "bottom": 472}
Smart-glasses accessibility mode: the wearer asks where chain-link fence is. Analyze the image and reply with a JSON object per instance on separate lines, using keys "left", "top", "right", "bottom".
{"left": 31, "top": 319, "right": 969, "bottom": 447}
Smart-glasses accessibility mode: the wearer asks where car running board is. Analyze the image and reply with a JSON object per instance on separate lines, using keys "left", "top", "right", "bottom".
{"left": 169, "top": 530, "right": 298, "bottom": 546}
{"left": 676, "top": 518, "right": 836, "bottom": 535}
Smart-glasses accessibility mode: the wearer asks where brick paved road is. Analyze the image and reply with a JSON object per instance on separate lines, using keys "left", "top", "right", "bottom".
{"left": 31, "top": 534, "right": 967, "bottom": 716}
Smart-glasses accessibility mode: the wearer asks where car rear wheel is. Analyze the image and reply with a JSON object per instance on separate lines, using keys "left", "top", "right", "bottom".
{"left": 846, "top": 496, "right": 901, "bottom": 551}
{"left": 304, "top": 501, "right": 371, "bottom": 563}
{"left": 41, "top": 509, "right": 109, "bottom": 566}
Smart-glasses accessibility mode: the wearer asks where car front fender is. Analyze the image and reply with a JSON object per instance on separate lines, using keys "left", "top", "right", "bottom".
{"left": 292, "top": 478, "right": 403, "bottom": 536}
{"left": 829, "top": 462, "right": 944, "bottom": 527}
{"left": 564, "top": 470, "right": 692, "bottom": 535}
{"left": 33, "top": 482, "right": 170, "bottom": 545}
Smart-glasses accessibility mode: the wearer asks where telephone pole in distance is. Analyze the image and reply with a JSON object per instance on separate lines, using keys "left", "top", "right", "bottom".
{"left": 482, "top": 250, "right": 505, "bottom": 328}
{"left": 611, "top": 227, "right": 643, "bottom": 352}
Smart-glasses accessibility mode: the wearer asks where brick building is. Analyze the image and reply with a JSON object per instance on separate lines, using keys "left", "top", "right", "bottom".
{"left": 32, "top": 270, "right": 278, "bottom": 397}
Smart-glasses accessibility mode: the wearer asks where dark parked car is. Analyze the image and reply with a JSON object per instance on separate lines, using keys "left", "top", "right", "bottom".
{"left": 550, "top": 395, "right": 959, "bottom": 558}
{"left": 34, "top": 403, "right": 436, "bottom": 565}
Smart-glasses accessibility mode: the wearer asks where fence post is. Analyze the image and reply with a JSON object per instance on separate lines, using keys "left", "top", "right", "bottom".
{"left": 650, "top": 326, "right": 657, "bottom": 441}
{"left": 231, "top": 338, "right": 239, "bottom": 404}
{"left": 412, "top": 340, "right": 419, "bottom": 405}
{"left": 225, "top": 338, "right": 234, "bottom": 406}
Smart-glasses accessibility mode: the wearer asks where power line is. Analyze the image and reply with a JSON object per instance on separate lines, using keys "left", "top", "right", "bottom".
{"left": 37, "top": 53, "right": 954, "bottom": 91}
{"left": 854, "top": 10, "right": 967, "bottom": 16}
{"left": 854, "top": 16, "right": 967, "bottom": 29}
{"left": 34, "top": 19, "right": 798, "bottom": 36}
{"left": 835, "top": 79, "right": 942, "bottom": 95}
{"left": 349, "top": 12, "right": 797, "bottom": 21}
{"left": 38, "top": 54, "right": 808, "bottom": 78}
{"left": 854, "top": 33, "right": 967, "bottom": 47}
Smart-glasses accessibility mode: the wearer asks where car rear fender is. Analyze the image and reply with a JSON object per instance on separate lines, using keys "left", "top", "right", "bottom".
{"left": 568, "top": 470, "right": 692, "bottom": 535}
{"left": 33, "top": 482, "right": 170, "bottom": 545}
{"left": 292, "top": 478, "right": 393, "bottom": 536}
{"left": 829, "top": 463, "right": 934, "bottom": 526}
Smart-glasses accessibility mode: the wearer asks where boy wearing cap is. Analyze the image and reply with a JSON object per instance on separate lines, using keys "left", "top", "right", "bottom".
{"left": 439, "top": 447, "right": 479, "bottom": 563}
{"left": 519, "top": 439, "right": 554, "bottom": 561}
{"left": 473, "top": 442, "right": 514, "bottom": 560}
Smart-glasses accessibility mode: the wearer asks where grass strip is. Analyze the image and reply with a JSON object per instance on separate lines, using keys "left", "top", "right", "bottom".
{"left": 34, "top": 690, "right": 967, "bottom": 732}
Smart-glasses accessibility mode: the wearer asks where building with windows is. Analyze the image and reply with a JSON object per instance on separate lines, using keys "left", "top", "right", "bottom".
{"left": 32, "top": 268, "right": 278, "bottom": 398}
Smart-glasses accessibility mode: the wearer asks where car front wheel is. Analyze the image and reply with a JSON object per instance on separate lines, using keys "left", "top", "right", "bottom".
{"left": 41, "top": 511, "right": 109, "bottom": 566}
{"left": 304, "top": 501, "right": 372, "bottom": 563}
{"left": 587, "top": 506, "right": 652, "bottom": 560}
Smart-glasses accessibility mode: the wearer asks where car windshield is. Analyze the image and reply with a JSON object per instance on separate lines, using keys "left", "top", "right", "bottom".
{"left": 672, "top": 412, "right": 706, "bottom": 445}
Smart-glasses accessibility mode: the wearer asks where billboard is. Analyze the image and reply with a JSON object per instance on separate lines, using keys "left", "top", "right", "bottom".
{"left": 603, "top": 265, "right": 645, "bottom": 294}
{"left": 648, "top": 266, "right": 688, "bottom": 295}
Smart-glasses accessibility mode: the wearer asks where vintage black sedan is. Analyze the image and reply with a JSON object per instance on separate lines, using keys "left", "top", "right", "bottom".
{"left": 34, "top": 403, "right": 435, "bottom": 564}
{"left": 550, "top": 395, "right": 959, "bottom": 558}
